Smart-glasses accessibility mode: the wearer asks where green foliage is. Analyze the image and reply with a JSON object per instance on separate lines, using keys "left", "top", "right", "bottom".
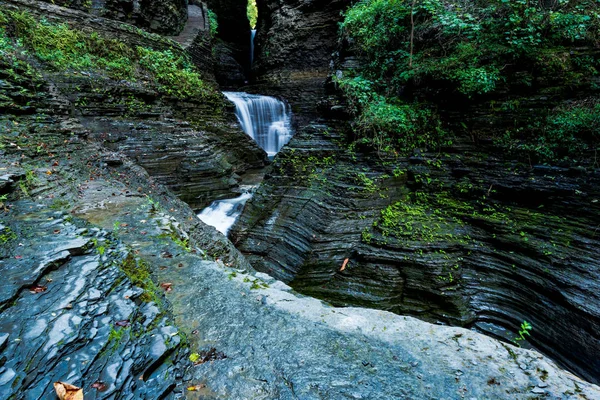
{"left": 137, "top": 47, "right": 210, "bottom": 98}
{"left": 7, "top": 10, "right": 134, "bottom": 79}
{"left": 0, "top": 8, "right": 215, "bottom": 99}
{"left": 513, "top": 320, "right": 532, "bottom": 346}
{"left": 501, "top": 101, "right": 600, "bottom": 160}
{"left": 337, "top": 75, "right": 447, "bottom": 153}
{"left": 247, "top": 0, "right": 258, "bottom": 29}
{"left": 207, "top": 9, "right": 218, "bottom": 38}
{"left": 340, "top": 0, "right": 600, "bottom": 159}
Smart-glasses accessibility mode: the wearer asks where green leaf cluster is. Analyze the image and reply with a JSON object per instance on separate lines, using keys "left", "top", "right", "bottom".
{"left": 0, "top": 8, "right": 216, "bottom": 99}
{"left": 247, "top": 0, "right": 258, "bottom": 29}
{"left": 339, "top": 0, "right": 600, "bottom": 159}
{"left": 208, "top": 9, "right": 218, "bottom": 38}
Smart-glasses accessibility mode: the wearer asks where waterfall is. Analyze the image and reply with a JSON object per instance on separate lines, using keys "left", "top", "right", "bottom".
{"left": 198, "top": 92, "right": 293, "bottom": 235}
{"left": 223, "top": 91, "right": 293, "bottom": 157}
{"left": 198, "top": 190, "right": 253, "bottom": 235}
{"left": 250, "top": 29, "right": 256, "bottom": 66}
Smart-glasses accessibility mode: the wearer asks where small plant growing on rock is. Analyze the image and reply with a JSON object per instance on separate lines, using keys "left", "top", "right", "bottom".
{"left": 513, "top": 320, "right": 532, "bottom": 347}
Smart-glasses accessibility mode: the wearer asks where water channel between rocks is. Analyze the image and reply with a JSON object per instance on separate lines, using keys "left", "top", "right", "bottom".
{"left": 198, "top": 92, "right": 293, "bottom": 234}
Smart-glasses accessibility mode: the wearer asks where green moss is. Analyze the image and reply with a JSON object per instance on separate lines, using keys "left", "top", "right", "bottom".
{"left": 0, "top": 226, "right": 17, "bottom": 243}
{"left": 0, "top": 8, "right": 218, "bottom": 100}
{"left": 120, "top": 253, "right": 163, "bottom": 306}
{"left": 157, "top": 224, "right": 191, "bottom": 252}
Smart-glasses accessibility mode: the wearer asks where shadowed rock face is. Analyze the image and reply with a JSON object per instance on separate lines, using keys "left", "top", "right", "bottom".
{"left": 249, "top": 0, "right": 351, "bottom": 123}
{"left": 231, "top": 123, "right": 600, "bottom": 384}
{"left": 202, "top": 0, "right": 251, "bottom": 86}
{"left": 37, "top": 0, "right": 188, "bottom": 34}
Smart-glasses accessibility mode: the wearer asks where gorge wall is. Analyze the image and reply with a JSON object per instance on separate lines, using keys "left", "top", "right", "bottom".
{"left": 1, "top": 0, "right": 600, "bottom": 397}
{"left": 232, "top": 0, "right": 600, "bottom": 385}
{"left": 248, "top": 0, "right": 350, "bottom": 123}
{"left": 38, "top": 0, "right": 189, "bottom": 34}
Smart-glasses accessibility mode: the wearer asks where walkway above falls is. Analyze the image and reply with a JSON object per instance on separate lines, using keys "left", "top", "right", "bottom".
{"left": 169, "top": 4, "right": 207, "bottom": 49}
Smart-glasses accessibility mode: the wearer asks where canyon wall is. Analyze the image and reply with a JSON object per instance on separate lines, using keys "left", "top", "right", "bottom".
{"left": 233, "top": 0, "right": 600, "bottom": 385}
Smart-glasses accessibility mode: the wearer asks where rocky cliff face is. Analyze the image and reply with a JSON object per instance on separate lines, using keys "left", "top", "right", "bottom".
{"left": 231, "top": 123, "right": 600, "bottom": 383}
{"left": 38, "top": 0, "right": 188, "bottom": 34}
{"left": 249, "top": 0, "right": 350, "bottom": 122}
{"left": 232, "top": 0, "right": 600, "bottom": 385}
{"left": 2, "top": 0, "right": 600, "bottom": 397}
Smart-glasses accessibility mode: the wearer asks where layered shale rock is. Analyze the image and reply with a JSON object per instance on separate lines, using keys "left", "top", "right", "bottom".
{"left": 2, "top": 0, "right": 600, "bottom": 397}
{"left": 250, "top": 0, "right": 351, "bottom": 122}
{"left": 38, "top": 0, "right": 188, "bottom": 34}
{"left": 232, "top": 122, "right": 600, "bottom": 384}
{"left": 1, "top": 0, "right": 267, "bottom": 210}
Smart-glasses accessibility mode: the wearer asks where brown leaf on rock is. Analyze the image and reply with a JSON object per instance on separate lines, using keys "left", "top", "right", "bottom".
{"left": 160, "top": 282, "right": 173, "bottom": 292}
{"left": 187, "top": 384, "right": 207, "bottom": 391}
{"left": 340, "top": 258, "right": 349, "bottom": 271}
{"left": 91, "top": 381, "right": 108, "bottom": 391}
{"left": 29, "top": 285, "right": 47, "bottom": 294}
{"left": 53, "top": 381, "right": 83, "bottom": 400}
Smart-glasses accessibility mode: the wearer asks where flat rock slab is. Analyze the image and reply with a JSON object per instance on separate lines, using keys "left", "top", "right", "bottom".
{"left": 0, "top": 201, "right": 187, "bottom": 399}
{"left": 71, "top": 181, "right": 600, "bottom": 399}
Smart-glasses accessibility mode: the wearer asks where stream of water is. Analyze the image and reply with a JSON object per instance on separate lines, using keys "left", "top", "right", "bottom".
{"left": 198, "top": 92, "right": 293, "bottom": 235}
{"left": 223, "top": 91, "right": 293, "bottom": 157}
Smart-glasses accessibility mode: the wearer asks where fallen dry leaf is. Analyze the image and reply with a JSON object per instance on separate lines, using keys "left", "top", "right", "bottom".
{"left": 187, "top": 384, "right": 207, "bottom": 391}
{"left": 53, "top": 381, "right": 83, "bottom": 400}
{"left": 160, "top": 282, "right": 173, "bottom": 292}
{"left": 29, "top": 285, "right": 47, "bottom": 294}
{"left": 91, "top": 381, "right": 108, "bottom": 392}
{"left": 340, "top": 258, "right": 349, "bottom": 272}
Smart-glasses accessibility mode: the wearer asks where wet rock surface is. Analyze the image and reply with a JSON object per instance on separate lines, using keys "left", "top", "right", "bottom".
{"left": 1, "top": 0, "right": 599, "bottom": 398}
{"left": 65, "top": 167, "right": 600, "bottom": 400}
{"left": 232, "top": 122, "right": 600, "bottom": 384}
{"left": 0, "top": 202, "right": 188, "bottom": 399}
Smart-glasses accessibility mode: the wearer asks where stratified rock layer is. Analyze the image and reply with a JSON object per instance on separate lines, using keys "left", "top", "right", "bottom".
{"left": 251, "top": 0, "right": 351, "bottom": 122}
{"left": 37, "top": 0, "right": 188, "bottom": 34}
{"left": 232, "top": 123, "right": 600, "bottom": 384}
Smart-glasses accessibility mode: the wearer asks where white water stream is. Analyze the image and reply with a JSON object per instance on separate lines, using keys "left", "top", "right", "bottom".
{"left": 223, "top": 91, "right": 293, "bottom": 157}
{"left": 198, "top": 92, "right": 293, "bottom": 235}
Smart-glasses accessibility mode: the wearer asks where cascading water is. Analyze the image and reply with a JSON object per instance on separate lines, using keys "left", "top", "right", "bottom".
{"left": 198, "top": 190, "right": 253, "bottom": 235}
{"left": 223, "top": 91, "right": 293, "bottom": 157}
{"left": 250, "top": 29, "right": 256, "bottom": 66}
{"left": 198, "top": 94, "right": 293, "bottom": 234}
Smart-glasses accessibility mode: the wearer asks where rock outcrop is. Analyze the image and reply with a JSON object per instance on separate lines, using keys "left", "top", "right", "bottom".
{"left": 233, "top": 0, "right": 600, "bottom": 385}
{"left": 231, "top": 122, "right": 600, "bottom": 384}
{"left": 250, "top": 0, "right": 351, "bottom": 123}
{"left": 2, "top": 0, "right": 600, "bottom": 398}
{"left": 1, "top": 0, "right": 267, "bottom": 210}
{"left": 38, "top": 0, "right": 188, "bottom": 34}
